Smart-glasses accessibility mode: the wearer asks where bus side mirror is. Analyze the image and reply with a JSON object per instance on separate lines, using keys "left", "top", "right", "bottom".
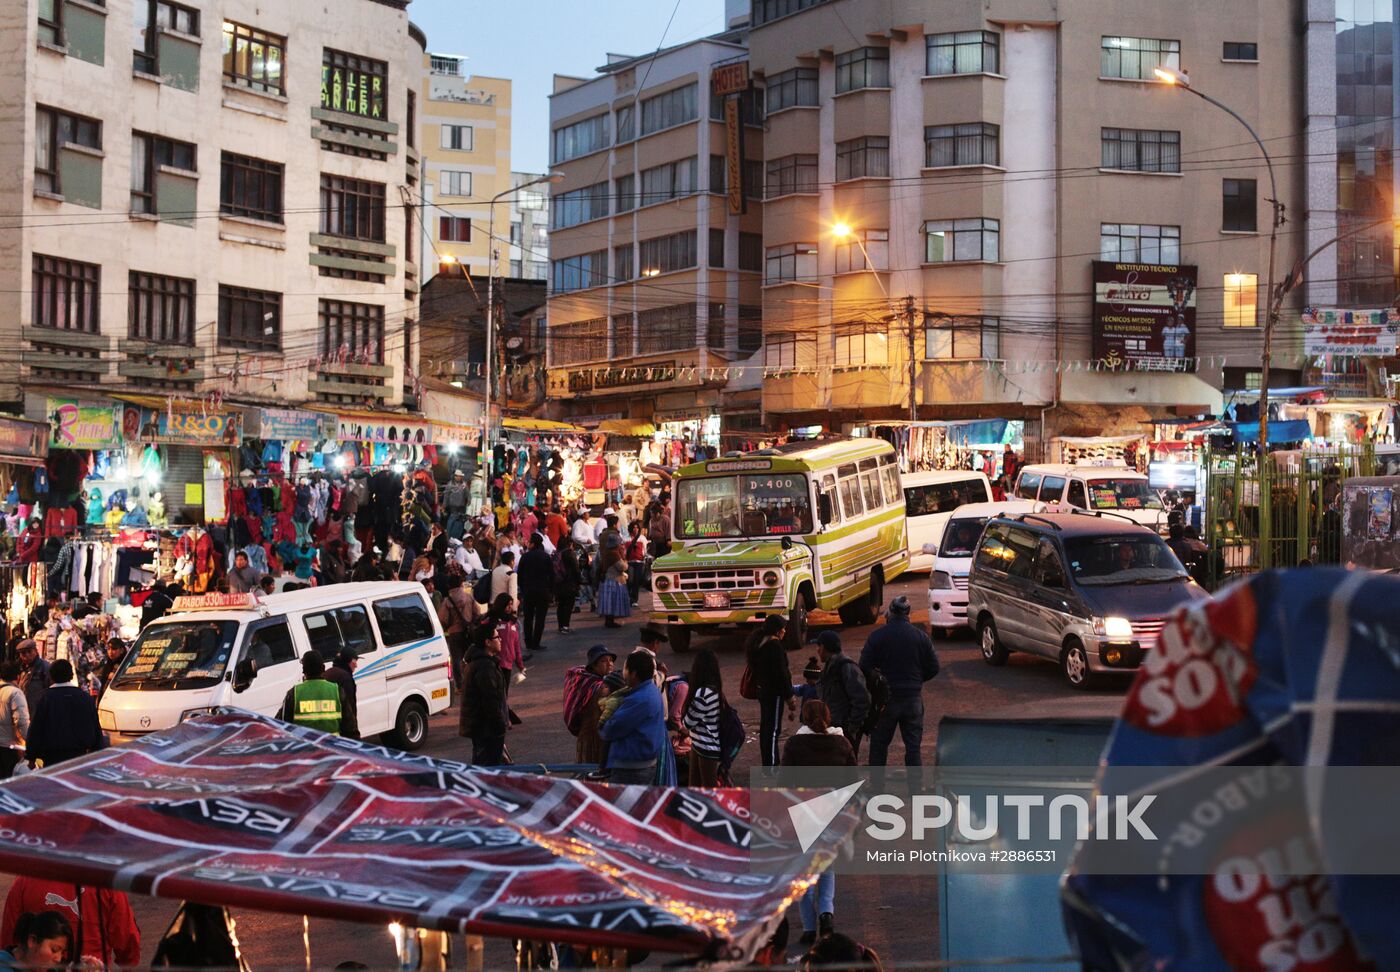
{"left": 233, "top": 659, "right": 257, "bottom": 693}
{"left": 817, "top": 493, "right": 834, "bottom": 526}
{"left": 782, "top": 537, "right": 793, "bottom": 550}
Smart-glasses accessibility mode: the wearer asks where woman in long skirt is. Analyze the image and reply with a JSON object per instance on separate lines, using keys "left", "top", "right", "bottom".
{"left": 596, "top": 548, "right": 631, "bottom": 629}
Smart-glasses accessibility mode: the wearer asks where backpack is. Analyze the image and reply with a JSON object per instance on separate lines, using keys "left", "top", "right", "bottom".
{"left": 716, "top": 699, "right": 745, "bottom": 781}
{"left": 862, "top": 666, "right": 890, "bottom": 735}
{"left": 472, "top": 570, "right": 493, "bottom": 605}
{"left": 551, "top": 549, "right": 569, "bottom": 586}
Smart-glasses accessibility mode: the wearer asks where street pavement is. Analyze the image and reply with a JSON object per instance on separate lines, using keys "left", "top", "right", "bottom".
{"left": 0, "top": 574, "right": 1127, "bottom": 969}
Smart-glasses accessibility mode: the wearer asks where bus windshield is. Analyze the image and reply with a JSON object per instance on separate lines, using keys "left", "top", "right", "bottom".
{"left": 676, "top": 474, "right": 813, "bottom": 539}
{"left": 111, "top": 620, "right": 240, "bottom": 691}
{"left": 1086, "top": 479, "right": 1163, "bottom": 511}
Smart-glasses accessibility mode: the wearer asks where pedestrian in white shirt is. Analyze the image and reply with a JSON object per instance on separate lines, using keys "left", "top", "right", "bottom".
{"left": 450, "top": 537, "right": 485, "bottom": 577}
{"left": 572, "top": 510, "right": 594, "bottom": 546}
{"left": 498, "top": 525, "right": 523, "bottom": 568}
{"left": 491, "top": 550, "right": 519, "bottom": 610}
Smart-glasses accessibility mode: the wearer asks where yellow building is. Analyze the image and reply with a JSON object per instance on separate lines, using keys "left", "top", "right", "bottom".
{"left": 418, "top": 53, "right": 512, "bottom": 279}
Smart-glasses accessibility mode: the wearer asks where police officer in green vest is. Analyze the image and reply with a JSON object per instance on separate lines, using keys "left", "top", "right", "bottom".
{"left": 279, "top": 650, "right": 343, "bottom": 735}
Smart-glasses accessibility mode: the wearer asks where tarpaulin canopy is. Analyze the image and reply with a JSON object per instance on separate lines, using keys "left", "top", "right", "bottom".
{"left": 1227, "top": 419, "right": 1312, "bottom": 443}
{"left": 0, "top": 712, "right": 837, "bottom": 960}
{"left": 501, "top": 417, "right": 584, "bottom": 433}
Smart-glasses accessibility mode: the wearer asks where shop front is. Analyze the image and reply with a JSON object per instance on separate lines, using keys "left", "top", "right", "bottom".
{"left": 856, "top": 419, "right": 1025, "bottom": 479}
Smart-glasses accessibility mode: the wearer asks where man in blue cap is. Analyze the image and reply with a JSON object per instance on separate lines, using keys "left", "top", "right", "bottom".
{"left": 859, "top": 595, "right": 939, "bottom": 766}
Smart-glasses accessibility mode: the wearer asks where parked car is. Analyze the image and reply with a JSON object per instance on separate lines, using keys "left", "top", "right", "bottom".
{"left": 903, "top": 469, "right": 992, "bottom": 572}
{"left": 925, "top": 499, "right": 1036, "bottom": 636}
{"left": 1013, "top": 463, "right": 1167, "bottom": 534}
{"left": 966, "top": 512, "right": 1208, "bottom": 687}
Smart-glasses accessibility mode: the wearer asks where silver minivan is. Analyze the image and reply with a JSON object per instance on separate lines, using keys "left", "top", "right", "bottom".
{"left": 966, "top": 512, "right": 1208, "bottom": 688}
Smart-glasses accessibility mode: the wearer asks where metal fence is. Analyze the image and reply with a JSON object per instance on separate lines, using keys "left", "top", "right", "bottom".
{"left": 1203, "top": 444, "right": 1373, "bottom": 587}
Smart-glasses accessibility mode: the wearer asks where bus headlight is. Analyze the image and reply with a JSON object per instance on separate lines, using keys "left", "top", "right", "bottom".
{"left": 931, "top": 570, "right": 954, "bottom": 590}
{"left": 654, "top": 574, "right": 671, "bottom": 592}
{"left": 762, "top": 570, "right": 781, "bottom": 587}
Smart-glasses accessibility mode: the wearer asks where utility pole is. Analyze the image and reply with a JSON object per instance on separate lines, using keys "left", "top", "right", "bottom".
{"left": 905, "top": 295, "right": 918, "bottom": 422}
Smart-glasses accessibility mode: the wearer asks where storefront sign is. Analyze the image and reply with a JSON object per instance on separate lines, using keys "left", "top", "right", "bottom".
{"left": 704, "top": 459, "right": 772, "bottom": 472}
{"left": 47, "top": 399, "right": 120, "bottom": 450}
{"left": 711, "top": 61, "right": 750, "bottom": 96}
{"left": 1302, "top": 307, "right": 1399, "bottom": 357}
{"left": 724, "top": 98, "right": 746, "bottom": 216}
{"left": 320, "top": 54, "right": 387, "bottom": 120}
{"left": 431, "top": 421, "right": 481, "bottom": 448}
{"left": 335, "top": 416, "right": 431, "bottom": 444}
{"left": 121, "top": 403, "right": 243, "bottom": 446}
{"left": 1092, "top": 261, "right": 1198, "bottom": 371}
{"left": 1147, "top": 461, "right": 1198, "bottom": 491}
{"left": 0, "top": 416, "right": 48, "bottom": 462}
{"left": 255, "top": 408, "right": 326, "bottom": 442}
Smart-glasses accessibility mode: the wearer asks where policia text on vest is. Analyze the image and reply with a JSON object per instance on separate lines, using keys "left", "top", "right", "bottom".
{"left": 279, "top": 652, "right": 344, "bottom": 735}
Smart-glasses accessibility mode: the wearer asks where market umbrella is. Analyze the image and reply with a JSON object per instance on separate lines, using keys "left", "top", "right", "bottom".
{"left": 0, "top": 712, "right": 843, "bottom": 961}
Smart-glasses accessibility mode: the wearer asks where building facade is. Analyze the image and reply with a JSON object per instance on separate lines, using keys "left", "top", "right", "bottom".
{"left": 544, "top": 29, "right": 765, "bottom": 442}
{"left": 417, "top": 52, "right": 511, "bottom": 281}
{"left": 747, "top": 0, "right": 1306, "bottom": 448}
{"left": 508, "top": 171, "right": 550, "bottom": 281}
{"left": 1, "top": 0, "right": 423, "bottom": 413}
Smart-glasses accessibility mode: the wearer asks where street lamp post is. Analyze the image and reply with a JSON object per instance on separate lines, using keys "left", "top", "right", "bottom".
{"left": 1154, "top": 65, "right": 1284, "bottom": 453}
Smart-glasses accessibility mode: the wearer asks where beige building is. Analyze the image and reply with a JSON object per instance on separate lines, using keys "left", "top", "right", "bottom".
{"left": 0, "top": 0, "right": 423, "bottom": 411}
{"left": 748, "top": 0, "right": 1306, "bottom": 447}
{"left": 417, "top": 53, "right": 511, "bottom": 281}
{"left": 544, "top": 27, "right": 765, "bottom": 440}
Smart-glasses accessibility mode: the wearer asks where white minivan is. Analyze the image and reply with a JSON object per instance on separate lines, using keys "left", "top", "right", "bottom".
{"left": 1014, "top": 464, "right": 1168, "bottom": 533}
{"left": 903, "top": 469, "right": 992, "bottom": 572}
{"left": 924, "top": 499, "right": 1035, "bottom": 635}
{"left": 99, "top": 582, "right": 452, "bottom": 751}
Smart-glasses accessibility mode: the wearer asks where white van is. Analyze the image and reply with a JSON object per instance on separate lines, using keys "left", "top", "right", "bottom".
{"left": 924, "top": 499, "right": 1035, "bottom": 635}
{"left": 99, "top": 582, "right": 451, "bottom": 751}
{"left": 902, "top": 469, "right": 992, "bottom": 572}
{"left": 1014, "top": 464, "right": 1167, "bottom": 533}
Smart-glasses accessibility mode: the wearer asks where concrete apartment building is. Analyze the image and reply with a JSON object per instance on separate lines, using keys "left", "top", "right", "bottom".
{"left": 544, "top": 17, "right": 765, "bottom": 437}
{"left": 747, "top": 0, "right": 1307, "bottom": 446}
{"left": 0, "top": 0, "right": 423, "bottom": 412}
{"left": 417, "top": 52, "right": 512, "bottom": 281}
{"left": 508, "top": 171, "right": 550, "bottom": 282}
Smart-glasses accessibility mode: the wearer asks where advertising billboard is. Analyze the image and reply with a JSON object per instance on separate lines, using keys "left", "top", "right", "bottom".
{"left": 1092, "top": 261, "right": 1198, "bottom": 371}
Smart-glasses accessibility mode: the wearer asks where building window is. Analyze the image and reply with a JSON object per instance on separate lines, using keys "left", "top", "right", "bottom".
{"left": 835, "top": 47, "right": 890, "bottom": 93}
{"left": 222, "top": 21, "right": 285, "bottom": 94}
{"left": 34, "top": 106, "right": 102, "bottom": 195}
{"left": 835, "top": 136, "right": 890, "bottom": 181}
{"left": 1223, "top": 273, "right": 1258, "bottom": 327}
{"left": 834, "top": 229, "right": 889, "bottom": 274}
{"left": 32, "top": 255, "right": 100, "bottom": 333}
{"left": 1223, "top": 178, "right": 1258, "bottom": 232}
{"left": 766, "top": 154, "right": 818, "bottom": 198}
{"left": 406, "top": 90, "right": 416, "bottom": 149}
{"left": 1100, "top": 223, "right": 1180, "bottom": 263}
{"left": 38, "top": 0, "right": 61, "bottom": 46}
{"left": 551, "top": 250, "right": 607, "bottom": 292}
{"left": 637, "top": 304, "right": 698, "bottom": 354}
{"left": 321, "top": 49, "right": 388, "bottom": 121}
{"left": 131, "top": 132, "right": 197, "bottom": 215}
{"left": 640, "top": 83, "right": 698, "bottom": 135}
{"left": 710, "top": 228, "right": 726, "bottom": 269}
{"left": 1223, "top": 42, "right": 1258, "bottom": 61}
{"left": 517, "top": 187, "right": 545, "bottom": 210}
{"left": 320, "top": 299, "right": 384, "bottom": 362}
{"left": 220, "top": 152, "right": 283, "bottom": 222}
{"left": 135, "top": 1, "right": 200, "bottom": 74}
{"left": 219, "top": 285, "right": 281, "bottom": 350}
{"left": 925, "top": 123, "right": 999, "bottom": 167}
{"left": 640, "top": 157, "right": 698, "bottom": 205}
{"left": 765, "top": 243, "right": 818, "bottom": 284}
{"left": 509, "top": 222, "right": 521, "bottom": 245}
{"left": 552, "top": 318, "right": 607, "bottom": 365}
{"left": 552, "top": 182, "right": 609, "bottom": 228}
{"left": 612, "top": 314, "right": 634, "bottom": 357}
{"left": 614, "top": 243, "right": 634, "bottom": 281}
{"left": 1101, "top": 128, "right": 1180, "bottom": 173}
{"left": 616, "top": 106, "right": 635, "bottom": 143}
{"left": 439, "top": 216, "right": 471, "bottom": 242}
{"left": 509, "top": 260, "right": 522, "bottom": 277}
{"left": 925, "top": 316, "right": 1000, "bottom": 360}
{"left": 129, "top": 271, "right": 194, "bottom": 345}
{"left": 430, "top": 54, "right": 462, "bottom": 76}
{"left": 926, "top": 31, "right": 999, "bottom": 76}
{"left": 615, "top": 174, "right": 636, "bottom": 213}
{"left": 924, "top": 219, "right": 999, "bottom": 263}
{"left": 739, "top": 233, "right": 763, "bottom": 273}
{"left": 709, "top": 87, "right": 765, "bottom": 125}
{"left": 440, "top": 124, "right": 473, "bottom": 151}
{"left": 738, "top": 305, "right": 763, "bottom": 353}
{"left": 765, "top": 331, "right": 817, "bottom": 370}
{"left": 709, "top": 155, "right": 763, "bottom": 198}
{"left": 834, "top": 322, "right": 889, "bottom": 366}
{"left": 766, "top": 67, "right": 818, "bottom": 112}
{"left": 320, "top": 174, "right": 386, "bottom": 242}
{"left": 707, "top": 302, "right": 728, "bottom": 349}
{"left": 1100, "top": 36, "right": 1180, "bottom": 80}
{"left": 439, "top": 170, "right": 472, "bottom": 197}
{"left": 552, "top": 114, "right": 609, "bottom": 163}
{"left": 639, "top": 231, "right": 698, "bottom": 276}
{"left": 754, "top": 0, "right": 833, "bottom": 26}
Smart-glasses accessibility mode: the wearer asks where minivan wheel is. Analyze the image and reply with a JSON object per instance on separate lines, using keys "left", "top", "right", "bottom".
{"left": 384, "top": 698, "right": 429, "bottom": 751}
{"left": 1061, "top": 640, "right": 1094, "bottom": 689}
{"left": 978, "top": 618, "right": 1009, "bottom": 666}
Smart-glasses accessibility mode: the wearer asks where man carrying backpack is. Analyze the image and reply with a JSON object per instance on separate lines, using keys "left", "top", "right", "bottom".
{"left": 859, "top": 596, "right": 938, "bottom": 766}
{"left": 816, "top": 631, "right": 870, "bottom": 758}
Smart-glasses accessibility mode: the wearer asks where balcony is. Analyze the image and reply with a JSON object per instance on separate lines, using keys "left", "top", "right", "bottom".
{"left": 22, "top": 327, "right": 109, "bottom": 381}
{"left": 310, "top": 362, "right": 394, "bottom": 403}
{"left": 118, "top": 338, "right": 206, "bottom": 386}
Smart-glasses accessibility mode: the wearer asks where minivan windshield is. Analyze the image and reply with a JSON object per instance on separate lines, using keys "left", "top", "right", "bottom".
{"left": 675, "top": 474, "right": 812, "bottom": 539}
{"left": 111, "top": 619, "right": 240, "bottom": 690}
{"left": 1086, "top": 478, "right": 1163, "bottom": 510}
{"left": 1065, "top": 535, "right": 1187, "bottom": 586}
{"left": 941, "top": 518, "right": 988, "bottom": 557}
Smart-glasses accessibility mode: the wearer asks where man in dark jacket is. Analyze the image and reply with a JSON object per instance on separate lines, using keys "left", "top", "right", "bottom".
{"left": 15, "top": 640, "right": 50, "bottom": 716}
{"left": 515, "top": 533, "right": 554, "bottom": 655}
{"left": 140, "top": 580, "right": 174, "bottom": 629}
{"left": 26, "top": 659, "right": 102, "bottom": 768}
{"left": 816, "top": 630, "right": 870, "bottom": 755}
{"left": 859, "top": 596, "right": 939, "bottom": 767}
{"left": 460, "top": 623, "right": 507, "bottom": 765}
{"left": 324, "top": 649, "right": 360, "bottom": 739}
{"left": 749, "top": 615, "right": 795, "bottom": 767}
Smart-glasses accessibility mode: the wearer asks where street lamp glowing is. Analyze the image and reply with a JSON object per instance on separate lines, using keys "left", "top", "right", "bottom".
{"left": 1153, "top": 66, "right": 1190, "bottom": 86}
{"left": 440, "top": 254, "right": 458, "bottom": 264}
{"left": 832, "top": 222, "right": 853, "bottom": 239}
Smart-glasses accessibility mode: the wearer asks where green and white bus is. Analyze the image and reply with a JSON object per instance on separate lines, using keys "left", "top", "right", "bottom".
{"left": 651, "top": 438, "right": 909, "bottom": 651}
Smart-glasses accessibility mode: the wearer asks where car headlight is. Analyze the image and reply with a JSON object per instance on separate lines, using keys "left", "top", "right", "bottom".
{"left": 762, "top": 570, "right": 781, "bottom": 587}
{"left": 180, "top": 707, "right": 220, "bottom": 723}
{"left": 931, "top": 570, "right": 954, "bottom": 590}
{"left": 1093, "top": 616, "right": 1134, "bottom": 641}
{"left": 98, "top": 708, "right": 116, "bottom": 732}
{"left": 654, "top": 574, "right": 671, "bottom": 592}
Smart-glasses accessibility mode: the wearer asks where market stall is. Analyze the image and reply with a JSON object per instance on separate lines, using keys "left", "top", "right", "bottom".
{"left": 861, "top": 420, "right": 1025, "bottom": 477}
